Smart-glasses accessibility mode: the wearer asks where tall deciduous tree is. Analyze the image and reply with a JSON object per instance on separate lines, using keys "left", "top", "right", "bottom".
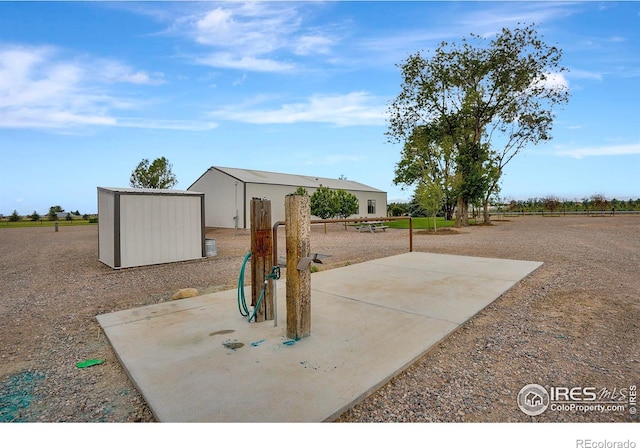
{"left": 394, "top": 125, "right": 457, "bottom": 220}
{"left": 130, "top": 157, "right": 178, "bottom": 189}
{"left": 387, "top": 24, "right": 569, "bottom": 227}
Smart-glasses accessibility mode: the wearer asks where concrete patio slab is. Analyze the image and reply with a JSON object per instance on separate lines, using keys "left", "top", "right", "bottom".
{"left": 97, "top": 252, "right": 542, "bottom": 422}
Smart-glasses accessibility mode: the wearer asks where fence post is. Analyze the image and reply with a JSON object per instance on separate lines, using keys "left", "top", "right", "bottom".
{"left": 250, "top": 198, "right": 273, "bottom": 322}
{"left": 285, "top": 194, "right": 311, "bottom": 340}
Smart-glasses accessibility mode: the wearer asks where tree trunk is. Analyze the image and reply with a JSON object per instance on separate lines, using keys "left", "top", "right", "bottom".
{"left": 455, "top": 197, "right": 469, "bottom": 228}
{"left": 483, "top": 199, "right": 491, "bottom": 224}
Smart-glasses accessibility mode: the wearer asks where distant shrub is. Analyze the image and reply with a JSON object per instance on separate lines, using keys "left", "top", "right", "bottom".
{"left": 9, "top": 210, "right": 21, "bottom": 222}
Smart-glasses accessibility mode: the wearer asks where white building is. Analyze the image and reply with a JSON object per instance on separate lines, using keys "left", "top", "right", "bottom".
{"left": 97, "top": 187, "right": 205, "bottom": 269}
{"left": 188, "top": 166, "right": 387, "bottom": 229}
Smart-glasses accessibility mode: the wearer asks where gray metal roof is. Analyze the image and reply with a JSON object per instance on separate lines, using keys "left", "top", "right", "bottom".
{"left": 98, "top": 187, "right": 202, "bottom": 196}
{"left": 210, "top": 166, "right": 385, "bottom": 193}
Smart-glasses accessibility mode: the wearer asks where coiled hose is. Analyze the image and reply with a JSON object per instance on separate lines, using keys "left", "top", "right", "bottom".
{"left": 237, "top": 251, "right": 279, "bottom": 322}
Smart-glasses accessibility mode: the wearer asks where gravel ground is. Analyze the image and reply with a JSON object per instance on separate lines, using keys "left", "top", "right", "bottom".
{"left": 0, "top": 216, "right": 638, "bottom": 423}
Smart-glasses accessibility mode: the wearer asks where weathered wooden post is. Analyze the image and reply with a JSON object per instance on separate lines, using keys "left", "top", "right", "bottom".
{"left": 285, "top": 194, "right": 311, "bottom": 340}
{"left": 250, "top": 198, "right": 274, "bottom": 322}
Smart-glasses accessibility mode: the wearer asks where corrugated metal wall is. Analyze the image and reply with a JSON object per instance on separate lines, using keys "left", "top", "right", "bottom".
{"left": 119, "top": 194, "right": 203, "bottom": 268}
{"left": 245, "top": 184, "right": 388, "bottom": 224}
{"left": 189, "top": 168, "right": 388, "bottom": 229}
{"left": 97, "top": 188, "right": 115, "bottom": 268}
{"left": 189, "top": 170, "right": 242, "bottom": 229}
{"left": 97, "top": 188, "right": 204, "bottom": 269}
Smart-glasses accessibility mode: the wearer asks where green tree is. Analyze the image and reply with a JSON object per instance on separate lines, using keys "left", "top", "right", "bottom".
{"left": 415, "top": 180, "right": 445, "bottom": 231}
{"left": 388, "top": 202, "right": 409, "bottom": 216}
{"left": 334, "top": 189, "right": 359, "bottom": 230}
{"left": 31, "top": 211, "right": 41, "bottom": 221}
{"left": 293, "top": 186, "right": 308, "bottom": 196}
{"left": 9, "top": 210, "right": 21, "bottom": 222}
{"left": 387, "top": 24, "right": 569, "bottom": 227}
{"left": 48, "top": 205, "right": 63, "bottom": 221}
{"left": 408, "top": 195, "right": 428, "bottom": 217}
{"left": 590, "top": 193, "right": 609, "bottom": 213}
{"left": 543, "top": 196, "right": 560, "bottom": 215}
{"left": 334, "top": 189, "right": 359, "bottom": 219}
{"left": 394, "top": 126, "right": 457, "bottom": 220}
{"left": 310, "top": 185, "right": 338, "bottom": 219}
{"left": 130, "top": 157, "right": 178, "bottom": 189}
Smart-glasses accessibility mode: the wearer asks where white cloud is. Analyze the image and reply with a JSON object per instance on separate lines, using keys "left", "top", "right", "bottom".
{"left": 458, "top": 2, "right": 577, "bottom": 32}
{"left": 195, "top": 53, "right": 295, "bottom": 73}
{"left": 0, "top": 45, "right": 113, "bottom": 128}
{"left": 177, "top": 2, "right": 338, "bottom": 72}
{"left": 96, "top": 60, "right": 165, "bottom": 85}
{"left": 568, "top": 69, "right": 604, "bottom": 82}
{"left": 114, "top": 118, "right": 217, "bottom": 131}
{"left": 556, "top": 143, "right": 640, "bottom": 158}
{"left": 192, "top": 4, "right": 297, "bottom": 53}
{"left": 293, "top": 34, "right": 334, "bottom": 56}
{"left": 0, "top": 44, "right": 206, "bottom": 131}
{"left": 209, "top": 92, "right": 387, "bottom": 127}
{"left": 533, "top": 72, "right": 570, "bottom": 91}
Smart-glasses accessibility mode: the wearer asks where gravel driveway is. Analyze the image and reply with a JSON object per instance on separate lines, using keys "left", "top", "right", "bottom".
{"left": 0, "top": 216, "right": 638, "bottom": 422}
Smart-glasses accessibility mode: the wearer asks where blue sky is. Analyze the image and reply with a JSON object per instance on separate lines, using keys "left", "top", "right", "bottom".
{"left": 1, "top": 1, "right": 639, "bottom": 215}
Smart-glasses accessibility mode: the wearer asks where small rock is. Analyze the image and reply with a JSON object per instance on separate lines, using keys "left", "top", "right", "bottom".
{"left": 171, "top": 288, "right": 199, "bottom": 300}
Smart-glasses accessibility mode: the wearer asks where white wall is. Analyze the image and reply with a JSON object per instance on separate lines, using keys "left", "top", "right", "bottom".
{"left": 190, "top": 169, "right": 243, "bottom": 229}
{"left": 119, "top": 194, "right": 203, "bottom": 268}
{"left": 246, "top": 184, "right": 387, "bottom": 226}
{"left": 98, "top": 188, "right": 204, "bottom": 269}
{"left": 97, "top": 188, "right": 115, "bottom": 268}
{"left": 190, "top": 169, "right": 388, "bottom": 229}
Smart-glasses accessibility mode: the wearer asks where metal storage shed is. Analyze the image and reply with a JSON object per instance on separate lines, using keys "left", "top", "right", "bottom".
{"left": 97, "top": 187, "right": 205, "bottom": 269}
{"left": 188, "top": 166, "right": 388, "bottom": 229}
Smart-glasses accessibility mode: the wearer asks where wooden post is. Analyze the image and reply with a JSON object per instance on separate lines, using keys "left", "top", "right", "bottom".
{"left": 285, "top": 194, "right": 311, "bottom": 340}
{"left": 250, "top": 198, "right": 273, "bottom": 322}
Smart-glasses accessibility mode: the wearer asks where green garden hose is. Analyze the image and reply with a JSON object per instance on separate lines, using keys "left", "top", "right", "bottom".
{"left": 237, "top": 251, "right": 280, "bottom": 322}
{"left": 237, "top": 251, "right": 252, "bottom": 318}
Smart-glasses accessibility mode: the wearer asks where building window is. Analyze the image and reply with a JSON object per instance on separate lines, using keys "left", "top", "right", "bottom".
{"left": 367, "top": 199, "right": 376, "bottom": 214}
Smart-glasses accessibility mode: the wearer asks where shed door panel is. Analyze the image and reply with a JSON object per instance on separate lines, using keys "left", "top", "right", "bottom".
{"left": 119, "top": 195, "right": 202, "bottom": 268}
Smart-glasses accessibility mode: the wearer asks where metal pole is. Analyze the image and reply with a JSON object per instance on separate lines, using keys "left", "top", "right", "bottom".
{"left": 409, "top": 217, "right": 413, "bottom": 252}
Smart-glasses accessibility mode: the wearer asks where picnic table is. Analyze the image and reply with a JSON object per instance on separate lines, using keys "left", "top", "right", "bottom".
{"left": 354, "top": 221, "right": 389, "bottom": 233}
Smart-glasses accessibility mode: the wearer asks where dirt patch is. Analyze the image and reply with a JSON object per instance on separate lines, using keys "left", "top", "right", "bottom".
{"left": 416, "top": 228, "right": 462, "bottom": 235}
{"left": 1, "top": 216, "right": 638, "bottom": 422}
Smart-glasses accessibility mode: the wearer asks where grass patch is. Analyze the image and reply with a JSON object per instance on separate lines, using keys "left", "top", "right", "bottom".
{"left": 386, "top": 217, "right": 456, "bottom": 230}
{"left": 0, "top": 220, "right": 96, "bottom": 229}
